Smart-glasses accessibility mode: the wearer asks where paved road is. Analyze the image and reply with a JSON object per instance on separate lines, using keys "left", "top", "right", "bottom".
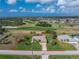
{"left": 40, "top": 43, "right": 48, "bottom": 59}
{"left": 40, "top": 43, "right": 47, "bottom": 50}
{"left": 0, "top": 50, "right": 79, "bottom": 55}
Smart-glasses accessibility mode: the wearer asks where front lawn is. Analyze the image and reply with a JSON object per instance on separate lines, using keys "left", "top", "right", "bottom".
{"left": 49, "top": 55, "right": 79, "bottom": 59}
{"left": 46, "top": 34, "right": 76, "bottom": 50}
{"left": 33, "top": 41, "right": 41, "bottom": 50}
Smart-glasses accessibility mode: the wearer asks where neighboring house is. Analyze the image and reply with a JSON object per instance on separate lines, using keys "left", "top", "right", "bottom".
{"left": 32, "top": 34, "right": 46, "bottom": 43}
{"left": 73, "top": 36, "right": 79, "bottom": 42}
{"left": 58, "top": 35, "right": 79, "bottom": 49}
{"left": 58, "top": 35, "right": 71, "bottom": 42}
{"left": 0, "top": 34, "right": 7, "bottom": 42}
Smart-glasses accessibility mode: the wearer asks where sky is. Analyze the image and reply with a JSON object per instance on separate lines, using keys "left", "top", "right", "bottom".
{"left": 0, "top": 0, "right": 79, "bottom": 17}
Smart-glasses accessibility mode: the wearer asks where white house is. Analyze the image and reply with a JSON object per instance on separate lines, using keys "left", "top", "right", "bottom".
{"left": 73, "top": 36, "right": 79, "bottom": 42}
{"left": 58, "top": 35, "right": 71, "bottom": 42}
{"left": 58, "top": 35, "right": 79, "bottom": 49}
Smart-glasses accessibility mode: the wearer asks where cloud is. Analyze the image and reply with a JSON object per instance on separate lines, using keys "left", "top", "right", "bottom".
{"left": 7, "top": 0, "right": 16, "bottom": 4}
{"left": 36, "top": 4, "right": 41, "bottom": 8}
{"left": 31, "top": 5, "right": 55, "bottom": 13}
{"left": 46, "top": 6, "right": 55, "bottom": 13}
{"left": 66, "top": 0, "right": 79, "bottom": 7}
{"left": 21, "top": 9, "right": 27, "bottom": 12}
{"left": 39, "top": 0, "right": 53, "bottom": 4}
{"left": 25, "top": 0, "right": 38, "bottom": 3}
{"left": 25, "top": 0, "right": 53, "bottom": 4}
{"left": 57, "top": 0, "right": 66, "bottom": 6}
{"left": 19, "top": 7, "right": 27, "bottom": 12}
{"left": 9, "top": 9, "right": 18, "bottom": 12}
{"left": 57, "top": 0, "right": 79, "bottom": 7}
{"left": 57, "top": 0, "right": 79, "bottom": 13}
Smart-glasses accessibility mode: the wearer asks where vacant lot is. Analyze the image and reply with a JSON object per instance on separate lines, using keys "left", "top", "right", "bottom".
{"left": 0, "top": 30, "right": 41, "bottom": 50}
{"left": 0, "top": 55, "right": 41, "bottom": 59}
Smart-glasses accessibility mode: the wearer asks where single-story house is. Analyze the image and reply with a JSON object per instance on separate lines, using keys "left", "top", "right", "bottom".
{"left": 73, "top": 36, "right": 79, "bottom": 42}
{"left": 0, "top": 34, "right": 7, "bottom": 42}
{"left": 58, "top": 35, "right": 71, "bottom": 42}
{"left": 58, "top": 35, "right": 79, "bottom": 49}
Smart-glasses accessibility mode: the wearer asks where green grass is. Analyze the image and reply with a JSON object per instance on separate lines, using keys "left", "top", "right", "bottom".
{"left": 60, "top": 43, "right": 76, "bottom": 50}
{"left": 16, "top": 41, "right": 41, "bottom": 50}
{"left": 49, "top": 55, "right": 79, "bottom": 59}
{"left": 16, "top": 42, "right": 32, "bottom": 50}
{"left": 16, "top": 42, "right": 41, "bottom": 50}
{"left": 16, "top": 34, "right": 32, "bottom": 50}
{"left": 0, "top": 55, "right": 41, "bottom": 59}
{"left": 33, "top": 41, "right": 41, "bottom": 50}
{"left": 47, "top": 44, "right": 63, "bottom": 50}
{"left": 46, "top": 34, "right": 63, "bottom": 50}
{"left": 16, "top": 34, "right": 41, "bottom": 50}
{"left": 17, "top": 26, "right": 57, "bottom": 31}
{"left": 46, "top": 34, "right": 62, "bottom": 50}
{"left": 46, "top": 34, "right": 76, "bottom": 50}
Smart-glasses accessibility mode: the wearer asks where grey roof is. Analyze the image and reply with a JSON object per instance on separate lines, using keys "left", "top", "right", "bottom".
{"left": 74, "top": 36, "right": 79, "bottom": 39}
{"left": 70, "top": 39, "right": 77, "bottom": 42}
{"left": 58, "top": 35, "right": 71, "bottom": 40}
{"left": 0, "top": 34, "right": 7, "bottom": 41}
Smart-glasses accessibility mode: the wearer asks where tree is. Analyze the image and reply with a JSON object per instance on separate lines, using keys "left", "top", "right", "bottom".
{"left": 0, "top": 25, "right": 5, "bottom": 34}
{"left": 52, "top": 31, "right": 57, "bottom": 39}
{"left": 36, "top": 21, "right": 52, "bottom": 27}
{"left": 51, "top": 40, "right": 57, "bottom": 46}
{"left": 24, "top": 36, "right": 31, "bottom": 45}
{"left": 45, "top": 29, "right": 53, "bottom": 33}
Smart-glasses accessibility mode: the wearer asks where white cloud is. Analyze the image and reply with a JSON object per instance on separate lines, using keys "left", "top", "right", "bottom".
{"left": 19, "top": 7, "right": 24, "bottom": 10}
{"left": 46, "top": 5, "right": 55, "bottom": 13}
{"left": 36, "top": 4, "right": 41, "bottom": 7}
{"left": 25, "top": 0, "right": 38, "bottom": 3}
{"left": 9, "top": 9, "right": 18, "bottom": 12}
{"left": 57, "top": 0, "right": 79, "bottom": 7}
{"left": 39, "top": 0, "right": 53, "bottom": 4}
{"left": 57, "top": 0, "right": 79, "bottom": 13}
{"left": 7, "top": 0, "right": 16, "bottom": 4}
{"left": 25, "top": 0, "right": 53, "bottom": 4}
{"left": 17, "top": 7, "right": 27, "bottom": 12}
{"left": 57, "top": 0, "right": 66, "bottom": 6}
{"left": 31, "top": 5, "right": 55, "bottom": 13}
{"left": 30, "top": 7, "right": 55, "bottom": 13}
{"left": 21, "top": 9, "right": 27, "bottom": 12}
{"left": 19, "top": 7, "right": 27, "bottom": 12}
{"left": 66, "top": 0, "right": 79, "bottom": 7}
